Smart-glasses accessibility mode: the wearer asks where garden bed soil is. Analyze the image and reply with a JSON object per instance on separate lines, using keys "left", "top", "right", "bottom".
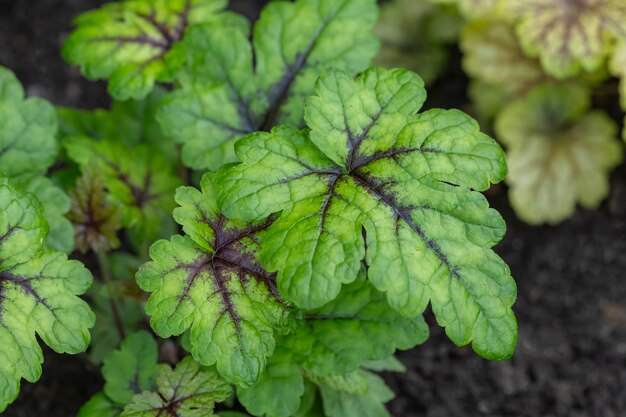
{"left": 1, "top": 1, "right": 625, "bottom": 416}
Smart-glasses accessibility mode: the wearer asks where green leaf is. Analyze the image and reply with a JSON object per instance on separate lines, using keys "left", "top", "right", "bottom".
{"left": 0, "top": 66, "right": 58, "bottom": 183}
{"left": 317, "top": 371, "right": 393, "bottom": 417}
{"left": 102, "top": 331, "right": 160, "bottom": 405}
{"left": 65, "top": 137, "right": 180, "bottom": 243}
{"left": 158, "top": 0, "right": 379, "bottom": 170}
{"left": 0, "top": 178, "right": 95, "bottom": 412}
{"left": 495, "top": 82, "right": 623, "bottom": 224}
{"left": 137, "top": 174, "right": 293, "bottom": 386}
{"left": 68, "top": 165, "right": 124, "bottom": 253}
{"left": 461, "top": 20, "right": 548, "bottom": 96}
{"left": 221, "top": 67, "right": 517, "bottom": 359}
{"left": 121, "top": 356, "right": 231, "bottom": 417}
{"left": 284, "top": 274, "right": 428, "bottom": 376}
{"left": 508, "top": 0, "right": 626, "bottom": 78}
{"left": 62, "top": 0, "right": 239, "bottom": 100}
{"left": 237, "top": 349, "right": 305, "bottom": 417}
{"left": 78, "top": 392, "right": 123, "bottom": 417}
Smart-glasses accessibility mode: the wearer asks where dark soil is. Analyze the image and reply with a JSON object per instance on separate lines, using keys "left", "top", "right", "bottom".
{"left": 1, "top": 1, "right": 625, "bottom": 416}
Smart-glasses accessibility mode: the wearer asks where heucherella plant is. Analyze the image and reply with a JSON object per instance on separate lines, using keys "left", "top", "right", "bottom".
{"left": 450, "top": 0, "right": 626, "bottom": 224}
{"left": 1, "top": 0, "right": 525, "bottom": 414}
{"left": 219, "top": 67, "right": 517, "bottom": 360}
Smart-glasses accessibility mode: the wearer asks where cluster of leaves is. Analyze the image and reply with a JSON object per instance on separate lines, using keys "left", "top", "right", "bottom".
{"left": 0, "top": 0, "right": 520, "bottom": 414}
{"left": 451, "top": 0, "right": 626, "bottom": 224}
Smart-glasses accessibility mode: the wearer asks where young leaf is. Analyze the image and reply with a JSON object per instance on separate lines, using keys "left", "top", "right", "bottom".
{"left": 68, "top": 165, "right": 124, "bottom": 253}
{"left": 102, "top": 331, "right": 160, "bottom": 405}
{"left": 284, "top": 274, "right": 428, "bottom": 376}
{"left": 121, "top": 356, "right": 231, "bottom": 417}
{"left": 136, "top": 174, "right": 293, "bottom": 386}
{"left": 507, "top": 0, "right": 626, "bottom": 78}
{"left": 158, "top": 0, "right": 379, "bottom": 170}
{"left": 461, "top": 21, "right": 548, "bottom": 96}
{"left": 220, "top": 67, "right": 517, "bottom": 360}
{"left": 62, "top": 0, "right": 242, "bottom": 100}
{"left": 0, "top": 178, "right": 95, "bottom": 412}
{"left": 65, "top": 137, "right": 180, "bottom": 243}
{"left": 495, "top": 82, "right": 623, "bottom": 224}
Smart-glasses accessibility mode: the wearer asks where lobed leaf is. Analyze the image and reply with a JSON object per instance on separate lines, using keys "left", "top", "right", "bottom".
{"left": 121, "top": 356, "right": 231, "bottom": 417}
{"left": 62, "top": 0, "right": 241, "bottom": 100}
{"left": 136, "top": 174, "right": 293, "bottom": 386}
{"left": 507, "top": 0, "right": 626, "bottom": 78}
{"left": 495, "top": 82, "right": 623, "bottom": 224}
{"left": 158, "top": 0, "right": 379, "bottom": 170}
{"left": 221, "top": 67, "right": 517, "bottom": 360}
{"left": 0, "top": 178, "right": 94, "bottom": 412}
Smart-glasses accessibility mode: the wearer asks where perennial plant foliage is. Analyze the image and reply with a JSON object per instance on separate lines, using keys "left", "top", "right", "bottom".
{"left": 3, "top": 0, "right": 623, "bottom": 414}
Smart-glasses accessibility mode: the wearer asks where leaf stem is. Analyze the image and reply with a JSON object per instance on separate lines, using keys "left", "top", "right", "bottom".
{"left": 96, "top": 250, "right": 127, "bottom": 341}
